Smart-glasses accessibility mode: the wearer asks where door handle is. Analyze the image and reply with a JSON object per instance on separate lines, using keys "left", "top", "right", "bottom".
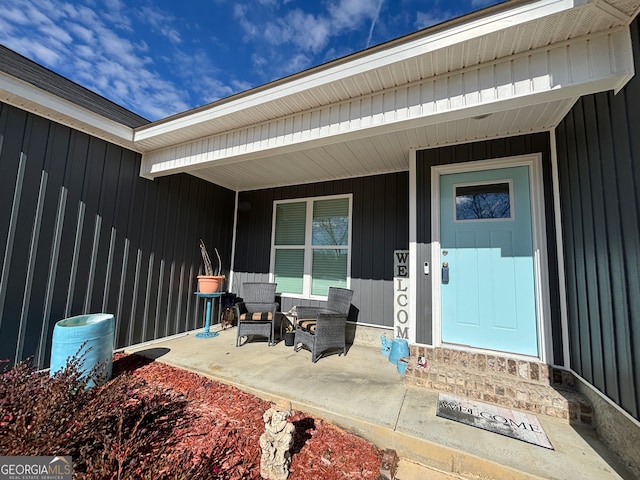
{"left": 442, "top": 262, "right": 449, "bottom": 284}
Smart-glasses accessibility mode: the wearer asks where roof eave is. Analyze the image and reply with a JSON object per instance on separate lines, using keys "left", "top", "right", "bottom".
{"left": 0, "top": 72, "right": 139, "bottom": 151}
{"left": 132, "top": 0, "right": 590, "bottom": 147}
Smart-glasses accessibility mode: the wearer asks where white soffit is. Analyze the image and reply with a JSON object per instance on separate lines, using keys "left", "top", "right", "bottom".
{"left": 0, "top": 72, "right": 137, "bottom": 151}
{"left": 134, "top": 0, "right": 638, "bottom": 153}
{"left": 186, "top": 99, "right": 578, "bottom": 192}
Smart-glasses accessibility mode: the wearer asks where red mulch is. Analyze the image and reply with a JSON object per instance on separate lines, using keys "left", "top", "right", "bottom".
{"left": 112, "top": 353, "right": 382, "bottom": 479}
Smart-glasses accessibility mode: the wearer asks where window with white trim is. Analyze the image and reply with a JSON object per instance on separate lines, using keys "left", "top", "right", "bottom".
{"left": 271, "top": 195, "right": 351, "bottom": 298}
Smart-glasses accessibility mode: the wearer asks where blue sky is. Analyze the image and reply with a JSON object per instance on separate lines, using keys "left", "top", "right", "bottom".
{"left": 0, "top": 0, "right": 501, "bottom": 121}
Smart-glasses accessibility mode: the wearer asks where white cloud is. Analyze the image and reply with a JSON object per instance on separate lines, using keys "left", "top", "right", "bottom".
{"left": 198, "top": 77, "right": 237, "bottom": 104}
{"left": 328, "top": 0, "right": 382, "bottom": 31}
{"left": 283, "top": 53, "right": 312, "bottom": 74}
{"left": 235, "top": 0, "right": 386, "bottom": 79}
{"left": 415, "top": 11, "right": 451, "bottom": 29}
{"left": 0, "top": 0, "right": 224, "bottom": 119}
{"left": 231, "top": 78, "right": 253, "bottom": 92}
{"left": 285, "top": 10, "right": 332, "bottom": 53}
{"left": 234, "top": 4, "right": 258, "bottom": 39}
{"left": 66, "top": 23, "right": 95, "bottom": 44}
{"left": 1, "top": 6, "right": 30, "bottom": 25}
{"left": 140, "top": 6, "right": 182, "bottom": 45}
{"left": 29, "top": 43, "right": 63, "bottom": 66}
{"left": 39, "top": 23, "right": 74, "bottom": 45}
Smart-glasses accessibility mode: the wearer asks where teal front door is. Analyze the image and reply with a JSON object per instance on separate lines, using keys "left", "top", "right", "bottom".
{"left": 439, "top": 166, "right": 538, "bottom": 356}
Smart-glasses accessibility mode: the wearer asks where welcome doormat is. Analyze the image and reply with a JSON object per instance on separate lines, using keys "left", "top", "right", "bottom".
{"left": 436, "top": 393, "right": 553, "bottom": 449}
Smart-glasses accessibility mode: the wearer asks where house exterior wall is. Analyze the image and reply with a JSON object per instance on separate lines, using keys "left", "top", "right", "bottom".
{"left": 0, "top": 102, "right": 236, "bottom": 369}
{"left": 232, "top": 172, "right": 409, "bottom": 327}
{"left": 415, "top": 133, "right": 563, "bottom": 364}
{"left": 554, "top": 19, "right": 640, "bottom": 421}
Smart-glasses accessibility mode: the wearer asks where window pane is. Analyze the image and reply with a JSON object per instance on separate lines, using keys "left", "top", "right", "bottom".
{"left": 274, "top": 249, "right": 304, "bottom": 294}
{"left": 456, "top": 183, "right": 511, "bottom": 220}
{"left": 311, "top": 249, "right": 348, "bottom": 296}
{"left": 312, "top": 198, "right": 349, "bottom": 246}
{"left": 275, "top": 202, "right": 306, "bottom": 245}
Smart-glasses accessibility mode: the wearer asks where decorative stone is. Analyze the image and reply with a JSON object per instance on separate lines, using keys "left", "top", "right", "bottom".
{"left": 517, "top": 361, "right": 529, "bottom": 379}
{"left": 379, "top": 449, "right": 398, "bottom": 480}
{"left": 260, "top": 407, "right": 295, "bottom": 480}
{"left": 530, "top": 362, "right": 540, "bottom": 381}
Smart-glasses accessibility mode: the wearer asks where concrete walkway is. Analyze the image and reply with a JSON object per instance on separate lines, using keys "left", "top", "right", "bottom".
{"left": 125, "top": 328, "right": 634, "bottom": 479}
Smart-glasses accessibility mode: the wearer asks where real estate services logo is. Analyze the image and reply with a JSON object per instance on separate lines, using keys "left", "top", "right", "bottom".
{"left": 0, "top": 456, "right": 72, "bottom": 480}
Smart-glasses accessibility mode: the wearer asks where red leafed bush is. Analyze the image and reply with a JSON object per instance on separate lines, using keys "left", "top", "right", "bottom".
{"left": 0, "top": 353, "right": 381, "bottom": 479}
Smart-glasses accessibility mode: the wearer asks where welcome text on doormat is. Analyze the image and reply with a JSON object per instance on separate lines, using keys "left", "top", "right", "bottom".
{"left": 436, "top": 393, "right": 553, "bottom": 449}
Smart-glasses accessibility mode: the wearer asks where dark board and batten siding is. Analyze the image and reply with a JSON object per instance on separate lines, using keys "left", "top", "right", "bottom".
{"left": 233, "top": 173, "right": 409, "bottom": 327}
{"left": 0, "top": 102, "right": 235, "bottom": 368}
{"left": 555, "top": 20, "right": 640, "bottom": 420}
{"left": 415, "top": 133, "right": 563, "bottom": 363}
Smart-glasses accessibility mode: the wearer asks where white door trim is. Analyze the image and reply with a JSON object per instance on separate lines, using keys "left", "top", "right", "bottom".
{"left": 430, "top": 154, "right": 552, "bottom": 362}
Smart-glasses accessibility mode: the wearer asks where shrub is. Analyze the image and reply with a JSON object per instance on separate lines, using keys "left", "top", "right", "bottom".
{"left": 0, "top": 357, "right": 233, "bottom": 479}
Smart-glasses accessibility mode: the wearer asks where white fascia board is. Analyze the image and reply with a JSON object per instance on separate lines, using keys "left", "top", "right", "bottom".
{"left": 0, "top": 72, "right": 135, "bottom": 145}
{"left": 134, "top": 0, "right": 584, "bottom": 143}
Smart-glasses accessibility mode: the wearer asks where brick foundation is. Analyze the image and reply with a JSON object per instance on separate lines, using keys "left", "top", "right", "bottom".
{"left": 405, "top": 345, "right": 593, "bottom": 426}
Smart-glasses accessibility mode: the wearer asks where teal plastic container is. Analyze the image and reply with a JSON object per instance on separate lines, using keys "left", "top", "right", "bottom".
{"left": 50, "top": 313, "right": 115, "bottom": 387}
{"left": 388, "top": 338, "right": 409, "bottom": 365}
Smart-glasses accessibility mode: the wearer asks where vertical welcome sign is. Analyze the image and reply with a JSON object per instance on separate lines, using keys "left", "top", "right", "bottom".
{"left": 394, "top": 250, "right": 409, "bottom": 340}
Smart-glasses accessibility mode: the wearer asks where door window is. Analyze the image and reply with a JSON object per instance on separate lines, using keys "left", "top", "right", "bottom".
{"left": 455, "top": 181, "right": 513, "bottom": 221}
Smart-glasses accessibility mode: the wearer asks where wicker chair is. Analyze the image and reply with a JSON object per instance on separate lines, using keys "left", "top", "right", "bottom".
{"left": 293, "top": 287, "right": 353, "bottom": 362}
{"left": 235, "top": 283, "right": 279, "bottom": 347}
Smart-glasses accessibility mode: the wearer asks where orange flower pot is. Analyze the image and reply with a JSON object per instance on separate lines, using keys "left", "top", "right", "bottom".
{"left": 197, "top": 275, "right": 225, "bottom": 293}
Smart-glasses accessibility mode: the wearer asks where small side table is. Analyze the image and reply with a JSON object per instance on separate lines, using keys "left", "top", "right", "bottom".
{"left": 194, "top": 291, "right": 225, "bottom": 338}
{"left": 281, "top": 308, "right": 297, "bottom": 341}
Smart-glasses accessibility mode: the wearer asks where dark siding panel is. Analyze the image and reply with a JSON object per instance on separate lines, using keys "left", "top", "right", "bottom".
{"left": 12, "top": 115, "right": 51, "bottom": 363}
{"left": 234, "top": 173, "right": 409, "bottom": 328}
{"left": 108, "top": 147, "right": 138, "bottom": 346}
{"left": 415, "top": 148, "right": 433, "bottom": 345}
{"left": 588, "top": 95, "right": 619, "bottom": 397}
{"left": 30, "top": 122, "right": 71, "bottom": 365}
{"left": 234, "top": 189, "right": 274, "bottom": 277}
{"left": 556, "top": 119, "right": 583, "bottom": 375}
{"left": 89, "top": 143, "right": 122, "bottom": 315}
{"left": 562, "top": 108, "right": 591, "bottom": 381}
{"left": 0, "top": 105, "right": 27, "bottom": 364}
{"left": 415, "top": 133, "right": 561, "bottom": 357}
{"left": 555, "top": 19, "right": 640, "bottom": 420}
{"left": 0, "top": 102, "right": 235, "bottom": 368}
{"left": 608, "top": 87, "right": 640, "bottom": 417}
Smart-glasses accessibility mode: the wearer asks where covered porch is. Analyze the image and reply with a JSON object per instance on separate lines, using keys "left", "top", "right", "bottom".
{"left": 132, "top": 0, "right": 637, "bottom": 363}
{"left": 124, "top": 326, "right": 634, "bottom": 479}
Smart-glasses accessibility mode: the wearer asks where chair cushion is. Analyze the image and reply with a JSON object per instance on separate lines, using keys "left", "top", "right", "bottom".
{"left": 239, "top": 312, "right": 273, "bottom": 321}
{"left": 297, "top": 319, "right": 317, "bottom": 333}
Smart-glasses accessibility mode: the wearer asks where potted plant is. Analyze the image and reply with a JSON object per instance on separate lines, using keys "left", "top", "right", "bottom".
{"left": 284, "top": 323, "right": 295, "bottom": 347}
{"left": 197, "top": 239, "right": 225, "bottom": 293}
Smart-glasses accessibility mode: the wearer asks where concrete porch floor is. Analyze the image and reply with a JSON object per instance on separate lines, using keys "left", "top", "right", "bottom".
{"left": 124, "top": 327, "right": 633, "bottom": 479}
